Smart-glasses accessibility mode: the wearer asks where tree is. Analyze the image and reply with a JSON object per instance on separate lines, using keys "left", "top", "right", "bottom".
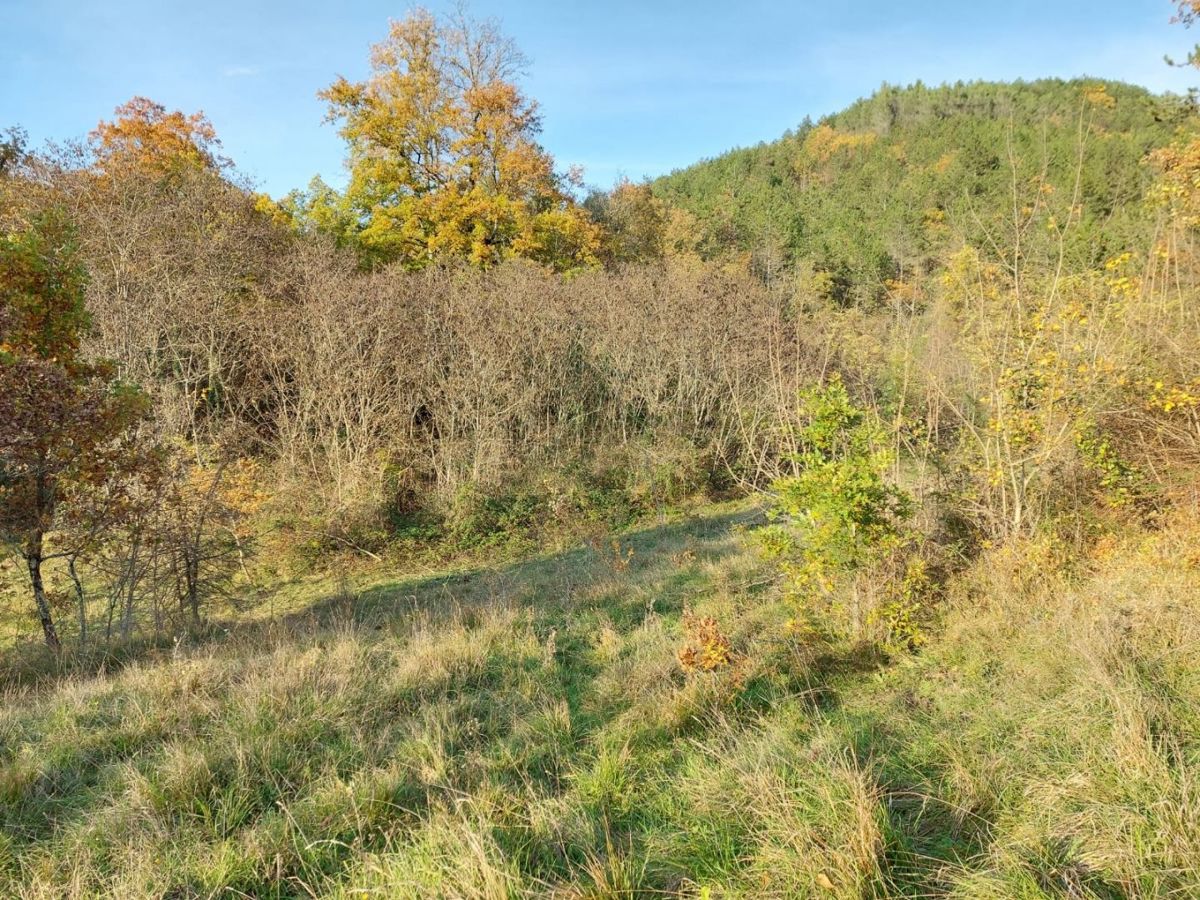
{"left": 320, "top": 7, "right": 599, "bottom": 271}
{"left": 0, "top": 209, "right": 152, "bottom": 652}
{"left": 585, "top": 179, "right": 668, "bottom": 265}
{"left": 268, "top": 175, "right": 359, "bottom": 247}
{"left": 0, "top": 126, "right": 28, "bottom": 178}
{"left": 91, "top": 96, "right": 227, "bottom": 176}
{"left": 1171, "top": 2, "right": 1200, "bottom": 68}
{"left": 764, "top": 376, "right": 911, "bottom": 587}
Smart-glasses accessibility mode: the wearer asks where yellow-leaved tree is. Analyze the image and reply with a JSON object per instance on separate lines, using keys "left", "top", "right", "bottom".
{"left": 320, "top": 7, "right": 599, "bottom": 271}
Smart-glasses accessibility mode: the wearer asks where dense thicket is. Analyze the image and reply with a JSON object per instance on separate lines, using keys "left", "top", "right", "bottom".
{"left": 3, "top": 72, "right": 1200, "bottom": 657}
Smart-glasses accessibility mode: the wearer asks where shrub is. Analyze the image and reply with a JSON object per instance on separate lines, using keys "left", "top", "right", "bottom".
{"left": 757, "top": 376, "right": 947, "bottom": 648}
{"left": 677, "top": 609, "right": 735, "bottom": 673}
{"left": 446, "top": 482, "right": 546, "bottom": 550}
{"left": 1074, "top": 421, "right": 1154, "bottom": 518}
{"left": 766, "top": 376, "right": 911, "bottom": 589}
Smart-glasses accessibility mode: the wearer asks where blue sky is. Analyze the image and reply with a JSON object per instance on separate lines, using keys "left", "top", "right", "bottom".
{"left": 1, "top": 0, "right": 1197, "bottom": 196}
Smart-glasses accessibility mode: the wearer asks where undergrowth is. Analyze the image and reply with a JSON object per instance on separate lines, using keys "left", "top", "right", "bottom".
{"left": 1, "top": 501, "right": 1198, "bottom": 897}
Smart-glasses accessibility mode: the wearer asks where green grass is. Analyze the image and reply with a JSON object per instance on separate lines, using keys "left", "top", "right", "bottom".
{"left": 1, "top": 503, "right": 1198, "bottom": 897}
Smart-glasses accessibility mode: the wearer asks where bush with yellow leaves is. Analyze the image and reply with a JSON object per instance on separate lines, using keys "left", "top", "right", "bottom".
{"left": 677, "top": 609, "right": 735, "bottom": 673}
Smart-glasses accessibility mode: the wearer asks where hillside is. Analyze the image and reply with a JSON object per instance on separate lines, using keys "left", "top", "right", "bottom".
{"left": 2, "top": 503, "right": 1198, "bottom": 897}
{"left": 6, "top": 9, "right": 1200, "bottom": 898}
{"left": 654, "top": 79, "right": 1189, "bottom": 301}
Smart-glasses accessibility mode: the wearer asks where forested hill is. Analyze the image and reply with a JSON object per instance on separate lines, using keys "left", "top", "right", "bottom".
{"left": 653, "top": 78, "right": 1192, "bottom": 302}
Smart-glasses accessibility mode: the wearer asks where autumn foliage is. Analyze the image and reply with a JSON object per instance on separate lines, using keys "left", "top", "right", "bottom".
{"left": 0, "top": 209, "right": 153, "bottom": 650}
{"left": 2, "top": 11, "right": 1200, "bottom": 668}
{"left": 90, "top": 96, "right": 226, "bottom": 176}
{"left": 319, "top": 8, "right": 599, "bottom": 270}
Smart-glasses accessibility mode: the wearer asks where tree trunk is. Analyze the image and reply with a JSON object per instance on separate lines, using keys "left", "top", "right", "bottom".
{"left": 68, "top": 555, "right": 86, "bottom": 648}
{"left": 24, "top": 532, "right": 61, "bottom": 653}
{"left": 188, "top": 550, "right": 201, "bottom": 628}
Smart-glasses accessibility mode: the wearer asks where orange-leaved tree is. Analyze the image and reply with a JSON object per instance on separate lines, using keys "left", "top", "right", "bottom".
{"left": 0, "top": 209, "right": 154, "bottom": 652}
{"left": 91, "top": 96, "right": 227, "bottom": 176}
{"left": 320, "top": 7, "right": 599, "bottom": 271}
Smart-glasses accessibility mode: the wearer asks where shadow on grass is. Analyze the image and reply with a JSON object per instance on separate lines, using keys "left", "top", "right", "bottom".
{"left": 0, "top": 505, "right": 764, "bottom": 692}
{"left": 283, "top": 504, "right": 763, "bottom": 630}
{"left": 0, "top": 503, "right": 765, "bottom": 878}
{"left": 828, "top": 684, "right": 1131, "bottom": 898}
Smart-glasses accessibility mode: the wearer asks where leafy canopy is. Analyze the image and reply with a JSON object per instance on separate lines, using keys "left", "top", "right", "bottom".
{"left": 91, "top": 96, "right": 227, "bottom": 176}
{"left": 320, "top": 7, "right": 599, "bottom": 271}
{"left": 654, "top": 79, "right": 1187, "bottom": 300}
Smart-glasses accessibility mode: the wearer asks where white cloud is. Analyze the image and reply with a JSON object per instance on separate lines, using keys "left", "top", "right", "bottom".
{"left": 222, "top": 65, "right": 260, "bottom": 78}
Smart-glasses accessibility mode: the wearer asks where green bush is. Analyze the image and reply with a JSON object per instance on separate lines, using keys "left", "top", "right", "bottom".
{"left": 447, "top": 482, "right": 547, "bottom": 550}
{"left": 766, "top": 376, "right": 911, "bottom": 591}
{"left": 761, "top": 376, "right": 938, "bottom": 648}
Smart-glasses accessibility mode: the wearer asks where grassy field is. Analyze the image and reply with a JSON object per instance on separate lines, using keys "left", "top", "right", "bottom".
{"left": 1, "top": 501, "right": 1199, "bottom": 898}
